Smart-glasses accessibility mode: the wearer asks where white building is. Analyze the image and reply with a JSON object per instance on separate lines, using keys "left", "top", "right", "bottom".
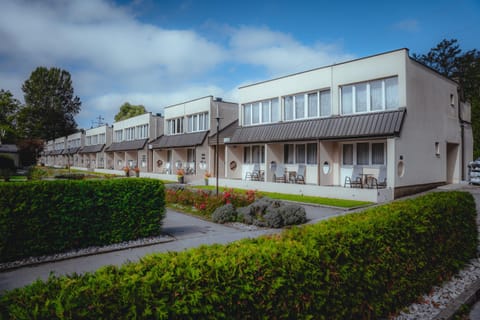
{"left": 222, "top": 48, "right": 472, "bottom": 202}
{"left": 78, "top": 125, "right": 113, "bottom": 169}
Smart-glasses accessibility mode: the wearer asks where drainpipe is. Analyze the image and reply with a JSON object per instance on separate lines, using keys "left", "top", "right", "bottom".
{"left": 457, "top": 87, "right": 466, "bottom": 181}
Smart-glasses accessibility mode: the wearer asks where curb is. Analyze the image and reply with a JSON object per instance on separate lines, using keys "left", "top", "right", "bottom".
{"left": 432, "top": 278, "right": 480, "bottom": 320}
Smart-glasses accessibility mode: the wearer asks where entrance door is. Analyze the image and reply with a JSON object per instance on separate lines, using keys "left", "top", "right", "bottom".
{"left": 446, "top": 143, "right": 459, "bottom": 184}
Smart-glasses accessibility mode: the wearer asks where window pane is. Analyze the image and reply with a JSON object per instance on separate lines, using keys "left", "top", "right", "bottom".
{"left": 372, "top": 143, "right": 385, "bottom": 165}
{"left": 320, "top": 90, "right": 331, "bottom": 116}
{"left": 252, "top": 146, "right": 260, "bottom": 163}
{"left": 244, "top": 104, "right": 251, "bottom": 125}
{"left": 342, "top": 86, "right": 353, "bottom": 114}
{"left": 307, "top": 143, "right": 317, "bottom": 164}
{"left": 199, "top": 114, "right": 204, "bottom": 130}
{"left": 385, "top": 77, "right": 399, "bottom": 109}
{"left": 370, "top": 80, "right": 383, "bottom": 111}
{"left": 193, "top": 115, "right": 198, "bottom": 131}
{"left": 295, "top": 94, "right": 305, "bottom": 119}
{"left": 271, "top": 98, "right": 280, "bottom": 122}
{"left": 308, "top": 92, "right": 318, "bottom": 117}
{"left": 252, "top": 102, "right": 260, "bottom": 124}
{"left": 356, "top": 83, "right": 367, "bottom": 112}
{"left": 296, "top": 144, "right": 306, "bottom": 164}
{"left": 284, "top": 144, "right": 294, "bottom": 164}
{"left": 262, "top": 100, "right": 270, "bottom": 123}
{"left": 284, "top": 96, "right": 293, "bottom": 120}
{"left": 243, "top": 146, "right": 250, "bottom": 164}
{"left": 357, "top": 143, "right": 369, "bottom": 165}
{"left": 261, "top": 146, "right": 265, "bottom": 163}
{"left": 343, "top": 144, "right": 353, "bottom": 165}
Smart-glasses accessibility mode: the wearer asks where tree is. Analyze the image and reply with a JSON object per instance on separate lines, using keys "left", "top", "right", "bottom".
{"left": 114, "top": 102, "right": 147, "bottom": 122}
{"left": 414, "top": 39, "right": 480, "bottom": 158}
{"left": 18, "top": 67, "right": 81, "bottom": 141}
{"left": 0, "top": 89, "right": 22, "bottom": 144}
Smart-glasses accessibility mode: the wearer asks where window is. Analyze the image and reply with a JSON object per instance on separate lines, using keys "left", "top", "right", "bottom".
{"left": 167, "top": 117, "right": 184, "bottom": 135}
{"left": 307, "top": 143, "right": 317, "bottom": 164}
{"left": 91, "top": 135, "right": 98, "bottom": 145}
{"left": 261, "top": 100, "right": 270, "bottom": 123}
{"left": 295, "top": 144, "right": 306, "bottom": 163}
{"left": 187, "top": 112, "right": 209, "bottom": 133}
{"left": 244, "top": 104, "right": 252, "bottom": 125}
{"left": 125, "top": 127, "right": 135, "bottom": 141}
{"left": 320, "top": 90, "right": 331, "bottom": 117}
{"left": 308, "top": 92, "right": 318, "bottom": 117}
{"left": 343, "top": 144, "right": 354, "bottom": 165}
{"left": 114, "top": 130, "right": 123, "bottom": 142}
{"left": 86, "top": 136, "right": 91, "bottom": 146}
{"left": 341, "top": 77, "right": 399, "bottom": 114}
{"left": 356, "top": 143, "right": 369, "bottom": 165}
{"left": 284, "top": 144, "right": 294, "bottom": 164}
{"left": 295, "top": 94, "right": 305, "bottom": 119}
{"left": 284, "top": 96, "right": 294, "bottom": 121}
{"left": 244, "top": 146, "right": 251, "bottom": 164}
{"left": 271, "top": 98, "right": 280, "bottom": 122}
{"left": 372, "top": 143, "right": 385, "bottom": 165}
{"left": 252, "top": 102, "right": 260, "bottom": 124}
{"left": 99, "top": 133, "right": 105, "bottom": 144}
{"left": 343, "top": 142, "right": 386, "bottom": 166}
{"left": 187, "top": 149, "right": 195, "bottom": 163}
{"left": 137, "top": 124, "right": 148, "bottom": 139}
{"left": 252, "top": 146, "right": 261, "bottom": 163}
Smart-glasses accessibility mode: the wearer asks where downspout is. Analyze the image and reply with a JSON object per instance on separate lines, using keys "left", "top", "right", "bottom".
{"left": 457, "top": 86, "right": 467, "bottom": 181}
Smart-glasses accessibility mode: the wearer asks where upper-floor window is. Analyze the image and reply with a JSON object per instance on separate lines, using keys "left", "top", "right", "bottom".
{"left": 242, "top": 98, "right": 279, "bottom": 126}
{"left": 341, "top": 76, "right": 399, "bottom": 115}
{"left": 167, "top": 117, "right": 184, "bottom": 135}
{"left": 99, "top": 133, "right": 106, "bottom": 144}
{"left": 284, "top": 89, "right": 331, "bottom": 121}
{"left": 114, "top": 130, "right": 123, "bottom": 142}
{"left": 125, "top": 127, "right": 135, "bottom": 141}
{"left": 136, "top": 124, "right": 149, "bottom": 139}
{"left": 187, "top": 112, "right": 209, "bottom": 133}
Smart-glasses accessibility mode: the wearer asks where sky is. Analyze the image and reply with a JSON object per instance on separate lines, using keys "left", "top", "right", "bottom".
{"left": 0, "top": 0, "right": 479, "bottom": 129}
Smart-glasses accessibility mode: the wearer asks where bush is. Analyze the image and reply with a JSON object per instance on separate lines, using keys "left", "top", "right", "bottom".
{"left": 0, "top": 155, "right": 15, "bottom": 170}
{"left": 0, "top": 178, "right": 166, "bottom": 262}
{"left": 54, "top": 173, "right": 85, "bottom": 180}
{"left": 237, "top": 197, "right": 304, "bottom": 228}
{"left": 211, "top": 203, "right": 237, "bottom": 223}
{"left": 0, "top": 191, "right": 475, "bottom": 319}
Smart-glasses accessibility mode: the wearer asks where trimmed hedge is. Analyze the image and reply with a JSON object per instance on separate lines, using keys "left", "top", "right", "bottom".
{"left": 0, "top": 178, "right": 165, "bottom": 262}
{"left": 0, "top": 191, "right": 477, "bottom": 319}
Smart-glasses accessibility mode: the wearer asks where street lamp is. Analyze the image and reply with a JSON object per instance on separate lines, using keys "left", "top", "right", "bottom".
{"left": 215, "top": 103, "right": 220, "bottom": 196}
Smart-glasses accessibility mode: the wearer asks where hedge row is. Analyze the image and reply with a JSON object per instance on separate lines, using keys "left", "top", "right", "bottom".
{"left": 0, "top": 178, "right": 165, "bottom": 262}
{"left": 0, "top": 191, "right": 477, "bottom": 319}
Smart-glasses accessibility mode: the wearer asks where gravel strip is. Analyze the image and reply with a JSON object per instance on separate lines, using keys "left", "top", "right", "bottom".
{"left": 0, "top": 234, "right": 175, "bottom": 272}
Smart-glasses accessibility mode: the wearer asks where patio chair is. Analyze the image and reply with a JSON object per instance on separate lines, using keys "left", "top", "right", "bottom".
{"left": 371, "top": 165, "right": 387, "bottom": 189}
{"left": 344, "top": 165, "right": 363, "bottom": 188}
{"left": 273, "top": 164, "right": 286, "bottom": 183}
{"left": 295, "top": 164, "right": 306, "bottom": 184}
{"left": 245, "top": 163, "right": 260, "bottom": 181}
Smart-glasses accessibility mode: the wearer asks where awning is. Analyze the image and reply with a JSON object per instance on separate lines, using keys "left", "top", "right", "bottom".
{"left": 208, "top": 120, "right": 238, "bottom": 145}
{"left": 229, "top": 108, "right": 406, "bottom": 144}
{"left": 79, "top": 144, "right": 105, "bottom": 154}
{"left": 151, "top": 131, "right": 208, "bottom": 149}
{"left": 105, "top": 139, "right": 148, "bottom": 152}
{"left": 64, "top": 147, "right": 81, "bottom": 155}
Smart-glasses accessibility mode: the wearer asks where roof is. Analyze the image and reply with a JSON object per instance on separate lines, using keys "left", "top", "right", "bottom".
{"left": 229, "top": 109, "right": 406, "bottom": 144}
{"left": 151, "top": 131, "right": 208, "bottom": 149}
{"left": 208, "top": 120, "right": 239, "bottom": 145}
{"left": 51, "top": 149, "right": 64, "bottom": 156}
{"left": 105, "top": 139, "right": 148, "bottom": 152}
{"left": 0, "top": 144, "right": 18, "bottom": 153}
{"left": 64, "top": 147, "right": 81, "bottom": 155}
{"left": 79, "top": 144, "right": 105, "bottom": 154}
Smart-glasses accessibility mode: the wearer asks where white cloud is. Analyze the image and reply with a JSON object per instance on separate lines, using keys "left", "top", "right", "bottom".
{"left": 393, "top": 19, "right": 420, "bottom": 32}
{"left": 229, "top": 26, "right": 354, "bottom": 76}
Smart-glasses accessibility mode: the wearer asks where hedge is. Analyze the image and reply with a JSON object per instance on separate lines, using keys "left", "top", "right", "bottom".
{"left": 0, "top": 191, "right": 477, "bottom": 319}
{"left": 0, "top": 178, "right": 165, "bottom": 262}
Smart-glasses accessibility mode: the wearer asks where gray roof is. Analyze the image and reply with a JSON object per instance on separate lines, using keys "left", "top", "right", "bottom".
{"left": 0, "top": 144, "right": 18, "bottom": 153}
{"left": 229, "top": 109, "right": 406, "bottom": 144}
{"left": 64, "top": 147, "right": 81, "bottom": 155}
{"left": 105, "top": 139, "right": 148, "bottom": 152}
{"left": 79, "top": 144, "right": 105, "bottom": 154}
{"left": 151, "top": 131, "right": 208, "bottom": 149}
{"left": 208, "top": 120, "right": 238, "bottom": 145}
{"left": 51, "top": 149, "right": 64, "bottom": 156}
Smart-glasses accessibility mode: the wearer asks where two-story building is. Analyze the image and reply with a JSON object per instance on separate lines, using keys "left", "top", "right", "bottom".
{"left": 222, "top": 48, "right": 472, "bottom": 202}
{"left": 78, "top": 125, "right": 113, "bottom": 169}
{"left": 65, "top": 131, "right": 84, "bottom": 168}
{"left": 105, "top": 113, "right": 163, "bottom": 172}
{"left": 149, "top": 96, "right": 238, "bottom": 183}
{"left": 51, "top": 137, "right": 67, "bottom": 167}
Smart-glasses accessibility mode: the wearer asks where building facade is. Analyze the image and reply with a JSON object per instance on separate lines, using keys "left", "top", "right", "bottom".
{"left": 78, "top": 125, "right": 113, "bottom": 169}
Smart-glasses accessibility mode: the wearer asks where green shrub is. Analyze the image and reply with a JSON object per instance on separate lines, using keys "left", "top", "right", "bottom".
{"left": 0, "top": 155, "right": 15, "bottom": 170}
{"left": 211, "top": 203, "right": 237, "bottom": 223}
{"left": 54, "top": 173, "right": 85, "bottom": 180}
{"left": 0, "top": 191, "right": 476, "bottom": 319}
{"left": 0, "top": 178, "right": 166, "bottom": 262}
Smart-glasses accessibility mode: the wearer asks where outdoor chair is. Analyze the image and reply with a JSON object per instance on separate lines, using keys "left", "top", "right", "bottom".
{"left": 245, "top": 163, "right": 260, "bottom": 180}
{"left": 273, "top": 164, "right": 286, "bottom": 183}
{"left": 371, "top": 165, "right": 387, "bottom": 189}
{"left": 295, "top": 164, "right": 306, "bottom": 184}
{"left": 344, "top": 165, "right": 363, "bottom": 188}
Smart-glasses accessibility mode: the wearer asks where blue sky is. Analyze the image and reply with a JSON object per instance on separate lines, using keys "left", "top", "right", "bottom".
{"left": 0, "top": 0, "right": 479, "bottom": 129}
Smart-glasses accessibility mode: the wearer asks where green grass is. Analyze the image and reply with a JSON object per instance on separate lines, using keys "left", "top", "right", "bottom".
{"left": 194, "top": 185, "right": 371, "bottom": 208}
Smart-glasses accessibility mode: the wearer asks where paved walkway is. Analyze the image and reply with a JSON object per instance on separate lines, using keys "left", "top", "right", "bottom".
{"left": 0, "top": 203, "right": 344, "bottom": 292}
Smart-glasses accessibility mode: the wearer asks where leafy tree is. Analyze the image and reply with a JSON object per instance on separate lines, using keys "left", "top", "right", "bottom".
{"left": 414, "top": 39, "right": 480, "bottom": 158}
{"left": 0, "top": 89, "right": 22, "bottom": 144}
{"left": 18, "top": 67, "right": 81, "bottom": 141}
{"left": 114, "top": 102, "right": 147, "bottom": 122}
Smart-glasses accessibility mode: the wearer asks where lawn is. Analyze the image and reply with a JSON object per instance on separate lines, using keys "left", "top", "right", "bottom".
{"left": 194, "top": 185, "right": 372, "bottom": 209}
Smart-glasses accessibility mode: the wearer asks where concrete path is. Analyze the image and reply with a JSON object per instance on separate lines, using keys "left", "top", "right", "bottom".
{"left": 0, "top": 204, "right": 344, "bottom": 292}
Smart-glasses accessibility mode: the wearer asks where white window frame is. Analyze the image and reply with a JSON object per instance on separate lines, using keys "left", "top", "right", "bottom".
{"left": 341, "top": 142, "right": 386, "bottom": 166}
